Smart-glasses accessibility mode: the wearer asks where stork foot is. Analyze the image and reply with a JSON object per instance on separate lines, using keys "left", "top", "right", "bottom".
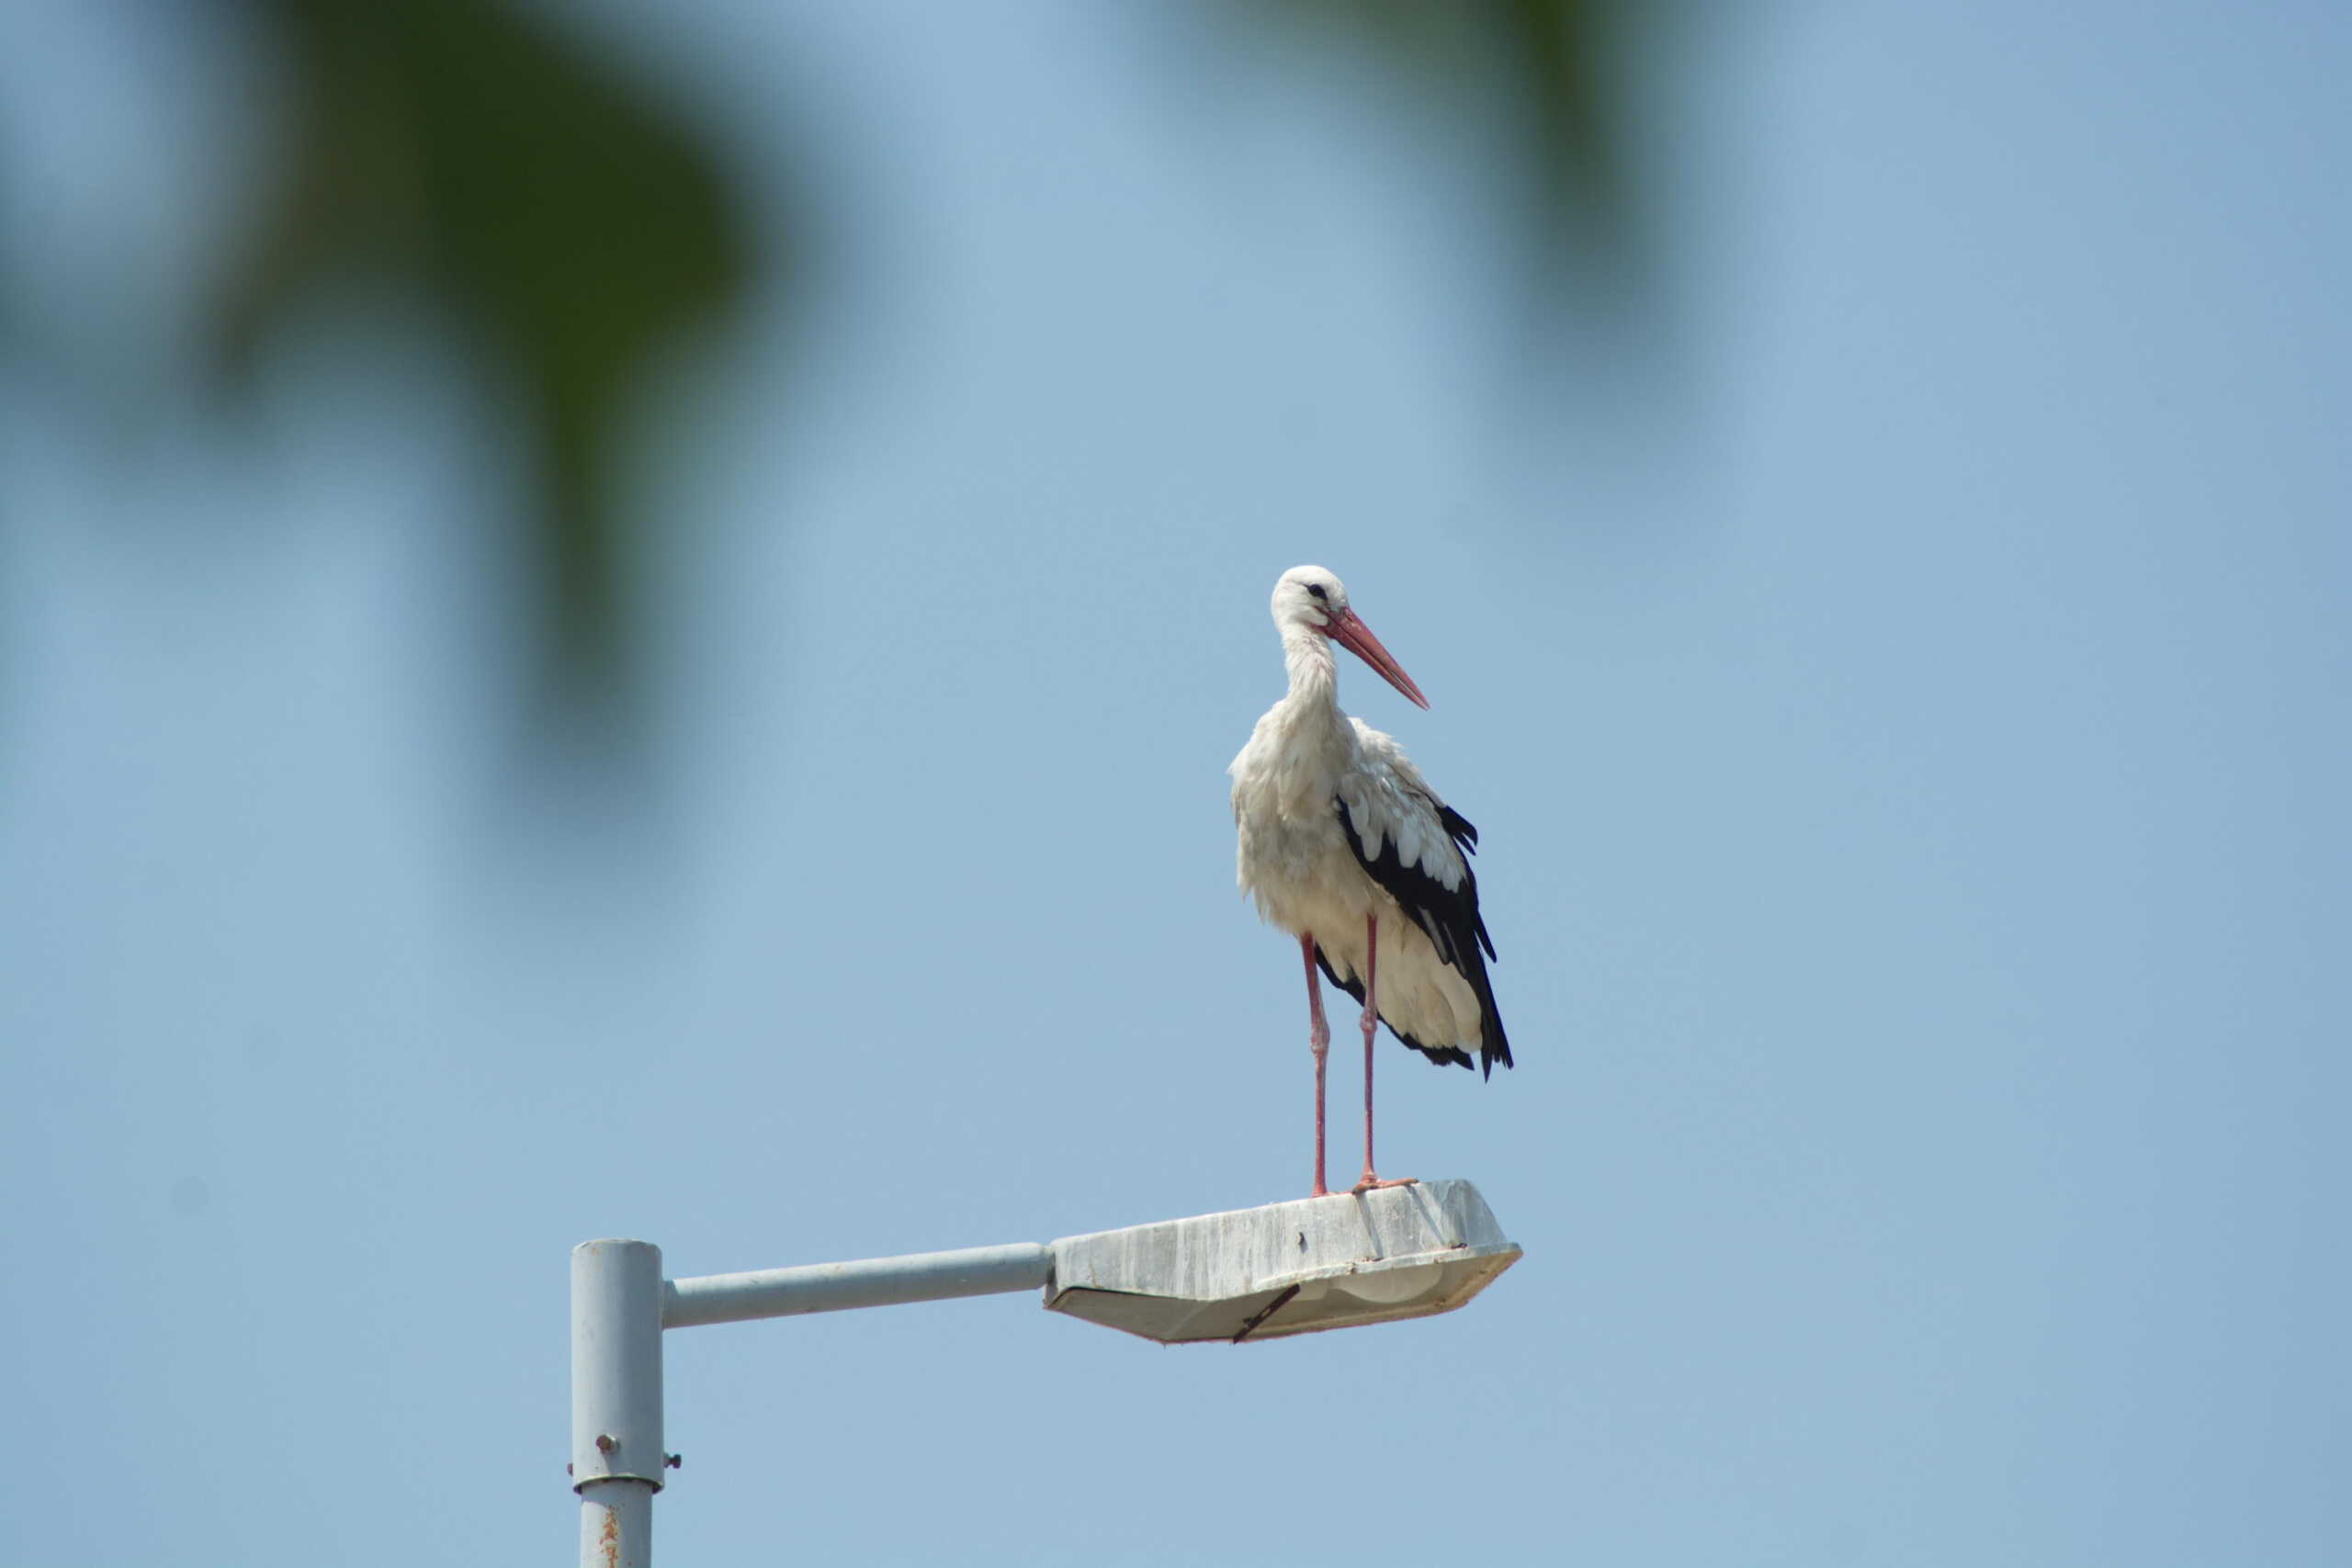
{"left": 1351, "top": 1173, "right": 1419, "bottom": 1195}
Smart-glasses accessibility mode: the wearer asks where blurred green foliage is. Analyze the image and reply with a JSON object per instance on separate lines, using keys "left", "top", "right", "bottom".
{"left": 212, "top": 0, "right": 759, "bottom": 718}
{"left": 201, "top": 0, "right": 1633, "bottom": 728}
{"left": 1254, "top": 0, "right": 1637, "bottom": 286}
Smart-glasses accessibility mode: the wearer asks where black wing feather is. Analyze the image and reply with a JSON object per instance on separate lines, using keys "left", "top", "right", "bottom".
{"left": 1333, "top": 797, "right": 1513, "bottom": 1078}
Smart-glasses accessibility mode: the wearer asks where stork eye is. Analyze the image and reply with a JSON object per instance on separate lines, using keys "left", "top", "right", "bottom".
{"left": 1306, "top": 584, "right": 1328, "bottom": 601}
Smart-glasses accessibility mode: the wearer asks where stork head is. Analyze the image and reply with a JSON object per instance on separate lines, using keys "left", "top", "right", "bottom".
{"left": 1271, "top": 565, "right": 1430, "bottom": 709}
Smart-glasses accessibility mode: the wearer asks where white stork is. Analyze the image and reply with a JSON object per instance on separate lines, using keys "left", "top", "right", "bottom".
{"left": 1229, "top": 565, "right": 1511, "bottom": 1198}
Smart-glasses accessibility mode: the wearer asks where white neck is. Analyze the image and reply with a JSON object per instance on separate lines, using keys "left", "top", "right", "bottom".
{"left": 1280, "top": 625, "right": 1340, "bottom": 716}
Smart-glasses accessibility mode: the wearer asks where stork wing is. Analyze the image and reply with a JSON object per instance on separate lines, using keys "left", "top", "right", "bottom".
{"left": 1332, "top": 721, "right": 1511, "bottom": 1076}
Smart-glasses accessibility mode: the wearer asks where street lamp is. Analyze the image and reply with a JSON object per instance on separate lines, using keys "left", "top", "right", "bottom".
{"left": 571, "top": 1179, "right": 1521, "bottom": 1565}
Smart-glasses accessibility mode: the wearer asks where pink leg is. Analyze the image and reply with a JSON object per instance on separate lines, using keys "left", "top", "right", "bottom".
{"left": 1353, "top": 911, "right": 1416, "bottom": 1194}
{"left": 1301, "top": 933, "right": 1330, "bottom": 1198}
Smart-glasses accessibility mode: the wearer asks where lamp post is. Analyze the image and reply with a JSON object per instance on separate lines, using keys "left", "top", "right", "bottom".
{"left": 570, "top": 1179, "right": 1521, "bottom": 1566}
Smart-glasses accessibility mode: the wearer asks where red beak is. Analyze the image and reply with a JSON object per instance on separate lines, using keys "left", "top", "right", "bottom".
{"left": 1325, "top": 608, "right": 1430, "bottom": 709}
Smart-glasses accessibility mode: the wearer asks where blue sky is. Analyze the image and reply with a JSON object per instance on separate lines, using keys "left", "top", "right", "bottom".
{"left": 3, "top": 3, "right": 2346, "bottom": 1563}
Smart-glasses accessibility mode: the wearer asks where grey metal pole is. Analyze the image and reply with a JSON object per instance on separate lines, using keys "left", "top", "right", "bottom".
{"left": 663, "top": 1242, "right": 1051, "bottom": 1328}
{"left": 565, "top": 1183, "right": 1521, "bottom": 1556}
{"left": 572, "top": 1240, "right": 665, "bottom": 1568}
